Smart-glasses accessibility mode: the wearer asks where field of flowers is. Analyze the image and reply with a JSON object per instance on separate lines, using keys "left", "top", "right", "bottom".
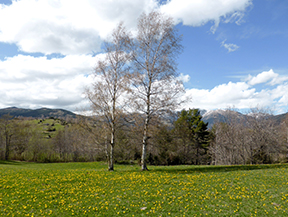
{"left": 1, "top": 161, "right": 288, "bottom": 216}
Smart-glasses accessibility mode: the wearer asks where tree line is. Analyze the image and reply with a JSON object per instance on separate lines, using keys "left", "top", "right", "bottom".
{"left": 210, "top": 108, "right": 288, "bottom": 165}
{"left": 0, "top": 109, "right": 211, "bottom": 165}
{"left": 1, "top": 108, "right": 287, "bottom": 167}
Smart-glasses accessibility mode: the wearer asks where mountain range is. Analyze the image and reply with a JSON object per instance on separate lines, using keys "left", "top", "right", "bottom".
{"left": 201, "top": 109, "right": 288, "bottom": 128}
{"left": 0, "top": 107, "right": 287, "bottom": 128}
{"left": 0, "top": 107, "right": 76, "bottom": 119}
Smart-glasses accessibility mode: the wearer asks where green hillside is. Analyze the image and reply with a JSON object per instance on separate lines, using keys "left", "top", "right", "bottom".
{"left": 28, "top": 117, "right": 69, "bottom": 139}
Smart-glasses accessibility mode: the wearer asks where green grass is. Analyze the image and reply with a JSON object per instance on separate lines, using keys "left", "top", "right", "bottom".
{"left": 27, "top": 118, "right": 67, "bottom": 139}
{"left": 1, "top": 162, "right": 288, "bottom": 216}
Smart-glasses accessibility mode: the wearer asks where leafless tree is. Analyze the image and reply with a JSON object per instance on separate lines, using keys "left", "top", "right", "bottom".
{"left": 210, "top": 107, "right": 286, "bottom": 165}
{"left": 0, "top": 114, "right": 14, "bottom": 160}
{"left": 246, "top": 108, "right": 285, "bottom": 164}
{"left": 279, "top": 113, "right": 288, "bottom": 160}
{"left": 127, "top": 11, "right": 184, "bottom": 170}
{"left": 210, "top": 117, "right": 249, "bottom": 165}
{"left": 86, "top": 23, "right": 131, "bottom": 171}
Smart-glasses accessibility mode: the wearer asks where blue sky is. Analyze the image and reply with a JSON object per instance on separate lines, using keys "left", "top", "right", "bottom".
{"left": 0, "top": 0, "right": 287, "bottom": 114}
{"left": 179, "top": 0, "right": 288, "bottom": 89}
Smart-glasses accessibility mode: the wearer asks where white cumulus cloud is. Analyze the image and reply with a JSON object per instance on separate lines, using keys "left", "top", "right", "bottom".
{"left": 247, "top": 69, "right": 277, "bottom": 85}
{"left": 178, "top": 73, "right": 190, "bottom": 83}
{"left": 160, "top": 0, "right": 252, "bottom": 33}
{"left": 0, "top": 0, "right": 158, "bottom": 55}
{"left": 0, "top": 54, "right": 102, "bottom": 110}
{"left": 182, "top": 69, "right": 288, "bottom": 114}
{"left": 246, "top": 69, "right": 288, "bottom": 86}
{"left": 0, "top": 0, "right": 252, "bottom": 55}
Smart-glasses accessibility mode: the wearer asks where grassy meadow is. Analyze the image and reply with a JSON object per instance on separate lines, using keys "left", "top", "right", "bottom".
{"left": 28, "top": 118, "right": 68, "bottom": 139}
{"left": 1, "top": 162, "right": 288, "bottom": 216}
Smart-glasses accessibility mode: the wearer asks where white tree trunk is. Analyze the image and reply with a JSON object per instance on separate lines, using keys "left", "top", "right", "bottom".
{"left": 109, "top": 131, "right": 114, "bottom": 171}
{"left": 141, "top": 115, "right": 149, "bottom": 170}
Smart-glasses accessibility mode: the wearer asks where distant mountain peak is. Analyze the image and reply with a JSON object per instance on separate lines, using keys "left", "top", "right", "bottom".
{"left": 202, "top": 109, "right": 226, "bottom": 117}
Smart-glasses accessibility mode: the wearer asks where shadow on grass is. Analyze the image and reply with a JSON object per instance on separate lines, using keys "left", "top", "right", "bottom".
{"left": 0, "top": 160, "right": 109, "bottom": 170}
{"left": 0, "top": 160, "right": 25, "bottom": 165}
{"left": 150, "top": 163, "right": 288, "bottom": 174}
{"left": 1, "top": 160, "right": 287, "bottom": 174}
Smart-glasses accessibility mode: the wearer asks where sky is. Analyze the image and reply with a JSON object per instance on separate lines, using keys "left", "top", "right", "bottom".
{"left": 0, "top": 0, "right": 287, "bottom": 114}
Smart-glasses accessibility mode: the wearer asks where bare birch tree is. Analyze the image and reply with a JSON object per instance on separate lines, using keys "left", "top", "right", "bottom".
{"left": 86, "top": 23, "right": 131, "bottom": 171}
{"left": 127, "top": 11, "right": 184, "bottom": 170}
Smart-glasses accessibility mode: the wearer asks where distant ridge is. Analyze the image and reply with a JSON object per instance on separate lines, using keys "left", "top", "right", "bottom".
{"left": 202, "top": 109, "right": 288, "bottom": 128}
{"left": 1, "top": 107, "right": 287, "bottom": 127}
{"left": 0, "top": 107, "right": 77, "bottom": 119}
